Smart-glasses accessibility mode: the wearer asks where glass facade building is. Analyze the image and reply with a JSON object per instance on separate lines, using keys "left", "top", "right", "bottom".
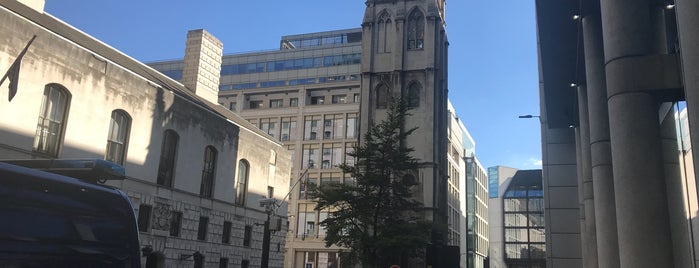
{"left": 502, "top": 170, "right": 545, "bottom": 268}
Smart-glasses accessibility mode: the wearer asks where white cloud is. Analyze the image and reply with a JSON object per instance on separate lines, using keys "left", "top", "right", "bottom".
{"left": 528, "top": 158, "right": 543, "bottom": 167}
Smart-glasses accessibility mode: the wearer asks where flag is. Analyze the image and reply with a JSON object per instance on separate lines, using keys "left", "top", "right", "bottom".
{"left": 1, "top": 35, "right": 36, "bottom": 101}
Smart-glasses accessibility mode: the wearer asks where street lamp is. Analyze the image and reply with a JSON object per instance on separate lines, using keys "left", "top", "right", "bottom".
{"left": 518, "top": 115, "right": 540, "bottom": 119}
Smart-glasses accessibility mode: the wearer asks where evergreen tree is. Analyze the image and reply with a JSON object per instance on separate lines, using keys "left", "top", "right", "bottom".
{"left": 311, "top": 97, "right": 433, "bottom": 267}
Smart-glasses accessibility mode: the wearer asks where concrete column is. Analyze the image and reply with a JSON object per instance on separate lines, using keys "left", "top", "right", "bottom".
{"left": 660, "top": 107, "right": 695, "bottom": 268}
{"left": 577, "top": 85, "right": 598, "bottom": 268}
{"left": 582, "top": 13, "right": 619, "bottom": 268}
{"left": 676, "top": 4, "right": 699, "bottom": 260}
{"left": 575, "top": 128, "right": 590, "bottom": 268}
{"left": 600, "top": 0, "right": 675, "bottom": 267}
{"left": 675, "top": 2, "right": 699, "bottom": 264}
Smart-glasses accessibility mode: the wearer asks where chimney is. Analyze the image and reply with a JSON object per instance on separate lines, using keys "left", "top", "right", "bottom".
{"left": 17, "top": 0, "right": 45, "bottom": 12}
{"left": 182, "top": 29, "right": 223, "bottom": 104}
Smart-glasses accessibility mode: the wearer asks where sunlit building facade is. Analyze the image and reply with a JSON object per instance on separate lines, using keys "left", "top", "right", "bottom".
{"left": 0, "top": 1, "right": 292, "bottom": 268}
{"left": 151, "top": 0, "right": 451, "bottom": 266}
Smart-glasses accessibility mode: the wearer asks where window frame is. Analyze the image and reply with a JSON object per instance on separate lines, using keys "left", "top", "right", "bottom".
{"left": 407, "top": 9, "right": 425, "bottom": 50}
{"left": 157, "top": 130, "right": 179, "bottom": 187}
{"left": 236, "top": 159, "right": 250, "bottom": 206}
{"left": 106, "top": 109, "right": 131, "bottom": 165}
{"left": 137, "top": 204, "right": 152, "bottom": 232}
{"left": 407, "top": 82, "right": 421, "bottom": 108}
{"left": 375, "top": 84, "right": 389, "bottom": 109}
{"left": 170, "top": 211, "right": 183, "bottom": 237}
{"left": 33, "top": 84, "right": 71, "bottom": 157}
{"left": 200, "top": 146, "right": 218, "bottom": 198}
{"left": 197, "top": 216, "right": 209, "bottom": 241}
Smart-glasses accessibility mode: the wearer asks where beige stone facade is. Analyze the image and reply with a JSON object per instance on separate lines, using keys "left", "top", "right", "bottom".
{"left": 0, "top": 1, "right": 291, "bottom": 267}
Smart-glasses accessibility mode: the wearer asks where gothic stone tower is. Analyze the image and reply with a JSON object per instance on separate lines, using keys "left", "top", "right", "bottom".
{"left": 360, "top": 0, "right": 449, "bottom": 248}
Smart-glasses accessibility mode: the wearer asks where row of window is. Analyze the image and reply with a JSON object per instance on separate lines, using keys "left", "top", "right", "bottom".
{"left": 137, "top": 204, "right": 254, "bottom": 246}
{"left": 376, "top": 9, "right": 425, "bottom": 52}
{"left": 375, "top": 82, "right": 420, "bottom": 109}
{"left": 35, "top": 84, "right": 253, "bottom": 203}
{"left": 220, "top": 53, "right": 361, "bottom": 76}
{"left": 297, "top": 172, "right": 356, "bottom": 200}
{"left": 281, "top": 31, "right": 362, "bottom": 50}
{"left": 31, "top": 84, "right": 133, "bottom": 165}
{"left": 221, "top": 74, "right": 360, "bottom": 91}
{"left": 244, "top": 93, "right": 359, "bottom": 111}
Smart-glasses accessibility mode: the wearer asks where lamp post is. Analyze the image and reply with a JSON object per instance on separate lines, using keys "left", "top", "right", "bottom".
{"left": 518, "top": 115, "right": 540, "bottom": 119}
{"left": 261, "top": 206, "right": 272, "bottom": 268}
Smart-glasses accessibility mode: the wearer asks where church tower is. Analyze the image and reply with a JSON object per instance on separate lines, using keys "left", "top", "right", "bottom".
{"left": 360, "top": 0, "right": 450, "bottom": 253}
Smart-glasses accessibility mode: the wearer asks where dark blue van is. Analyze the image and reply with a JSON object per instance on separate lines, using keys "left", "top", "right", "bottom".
{"left": 0, "top": 160, "right": 141, "bottom": 267}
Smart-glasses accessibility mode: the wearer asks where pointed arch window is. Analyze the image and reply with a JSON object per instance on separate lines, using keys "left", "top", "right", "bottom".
{"left": 106, "top": 109, "right": 131, "bottom": 165}
{"left": 408, "top": 9, "right": 425, "bottom": 50}
{"left": 407, "top": 82, "right": 421, "bottom": 108}
{"left": 377, "top": 11, "right": 392, "bottom": 53}
{"left": 157, "top": 130, "right": 179, "bottom": 187}
{"left": 200, "top": 146, "right": 217, "bottom": 198}
{"left": 236, "top": 159, "right": 250, "bottom": 205}
{"left": 376, "top": 84, "right": 389, "bottom": 109}
{"left": 34, "top": 84, "right": 71, "bottom": 157}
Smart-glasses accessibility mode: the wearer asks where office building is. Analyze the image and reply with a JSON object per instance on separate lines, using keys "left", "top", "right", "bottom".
{"left": 151, "top": 0, "right": 450, "bottom": 266}
{"left": 536, "top": 0, "right": 699, "bottom": 267}
{"left": 0, "top": 1, "right": 291, "bottom": 267}
{"left": 448, "top": 101, "right": 488, "bottom": 268}
{"left": 487, "top": 166, "right": 519, "bottom": 268}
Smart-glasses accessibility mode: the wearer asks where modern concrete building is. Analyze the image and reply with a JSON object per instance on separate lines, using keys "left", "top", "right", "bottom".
{"left": 464, "top": 153, "right": 488, "bottom": 268}
{"left": 536, "top": 0, "right": 699, "bottom": 267}
{"left": 447, "top": 101, "right": 488, "bottom": 268}
{"left": 151, "top": 0, "right": 451, "bottom": 266}
{"left": 0, "top": 1, "right": 292, "bottom": 268}
{"left": 487, "top": 166, "right": 519, "bottom": 268}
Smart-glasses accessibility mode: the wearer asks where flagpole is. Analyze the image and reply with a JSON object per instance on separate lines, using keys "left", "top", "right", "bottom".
{"left": 1, "top": 35, "right": 37, "bottom": 101}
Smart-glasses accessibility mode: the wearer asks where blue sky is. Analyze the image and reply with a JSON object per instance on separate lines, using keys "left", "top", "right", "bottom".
{"left": 44, "top": 1, "right": 541, "bottom": 170}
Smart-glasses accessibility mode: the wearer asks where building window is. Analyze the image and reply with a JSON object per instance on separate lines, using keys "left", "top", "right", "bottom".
{"left": 376, "top": 84, "right": 389, "bottom": 109}
{"left": 137, "top": 204, "right": 152, "bottom": 232}
{"left": 270, "top": 99, "right": 283, "bottom": 108}
{"left": 302, "top": 144, "right": 320, "bottom": 169}
{"left": 222, "top": 221, "right": 232, "bottom": 244}
{"left": 281, "top": 117, "right": 296, "bottom": 141}
{"left": 241, "top": 260, "right": 249, "bottom": 268}
{"left": 346, "top": 113, "right": 358, "bottom": 139}
{"left": 377, "top": 11, "right": 391, "bottom": 53}
{"left": 331, "top": 94, "right": 346, "bottom": 104}
{"left": 310, "top": 96, "right": 325, "bottom": 105}
{"left": 170, "top": 211, "right": 182, "bottom": 237}
{"left": 200, "top": 146, "right": 217, "bottom": 198}
{"left": 243, "top": 225, "right": 252, "bottom": 247}
{"left": 157, "top": 130, "right": 179, "bottom": 187}
{"left": 249, "top": 100, "right": 263, "bottom": 109}
{"left": 106, "top": 110, "right": 131, "bottom": 165}
{"left": 354, "top": 93, "right": 360, "bottom": 103}
{"left": 229, "top": 102, "right": 237, "bottom": 111}
{"left": 219, "top": 258, "right": 228, "bottom": 268}
{"left": 34, "top": 84, "right": 71, "bottom": 157}
{"left": 260, "top": 118, "right": 278, "bottom": 140}
{"left": 236, "top": 160, "right": 250, "bottom": 205}
{"left": 194, "top": 254, "right": 204, "bottom": 268}
{"left": 408, "top": 9, "right": 425, "bottom": 50}
{"left": 407, "top": 82, "right": 421, "bottom": 108}
{"left": 197, "top": 216, "right": 209, "bottom": 241}
{"left": 304, "top": 115, "right": 321, "bottom": 141}
{"left": 290, "top": 98, "right": 299, "bottom": 107}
